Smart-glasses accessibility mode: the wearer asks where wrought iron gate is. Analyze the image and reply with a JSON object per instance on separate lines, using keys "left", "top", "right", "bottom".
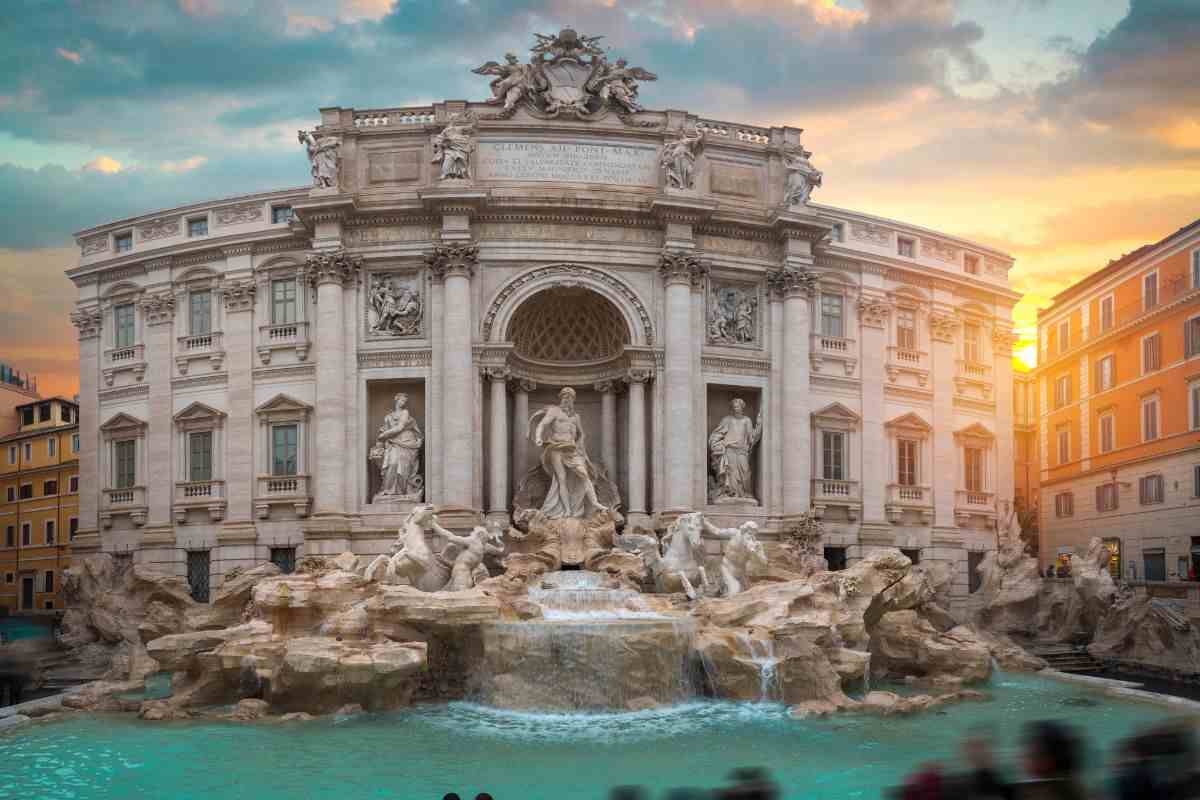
{"left": 187, "top": 550, "right": 211, "bottom": 603}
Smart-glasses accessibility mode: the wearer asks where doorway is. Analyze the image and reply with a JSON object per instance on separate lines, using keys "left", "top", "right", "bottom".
{"left": 1143, "top": 548, "right": 1166, "bottom": 582}
{"left": 20, "top": 576, "right": 34, "bottom": 610}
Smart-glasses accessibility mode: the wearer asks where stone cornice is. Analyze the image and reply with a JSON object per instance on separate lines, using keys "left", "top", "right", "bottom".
{"left": 305, "top": 247, "right": 363, "bottom": 288}
{"left": 424, "top": 242, "right": 479, "bottom": 282}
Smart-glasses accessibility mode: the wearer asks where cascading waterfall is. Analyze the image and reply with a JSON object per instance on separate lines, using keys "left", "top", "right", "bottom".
{"left": 734, "top": 632, "right": 781, "bottom": 703}
{"left": 862, "top": 653, "right": 871, "bottom": 695}
{"left": 477, "top": 571, "right": 698, "bottom": 711}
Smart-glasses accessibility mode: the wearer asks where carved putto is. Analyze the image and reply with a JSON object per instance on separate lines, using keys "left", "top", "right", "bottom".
{"left": 431, "top": 113, "right": 475, "bottom": 180}
{"left": 368, "top": 274, "right": 422, "bottom": 337}
{"left": 708, "top": 284, "right": 758, "bottom": 345}
{"left": 298, "top": 129, "right": 340, "bottom": 189}
{"left": 472, "top": 28, "right": 657, "bottom": 120}
{"left": 782, "top": 145, "right": 822, "bottom": 206}
{"left": 660, "top": 127, "right": 703, "bottom": 190}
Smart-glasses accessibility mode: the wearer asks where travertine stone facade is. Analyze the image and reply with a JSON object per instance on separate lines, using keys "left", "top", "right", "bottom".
{"left": 67, "top": 31, "right": 1019, "bottom": 608}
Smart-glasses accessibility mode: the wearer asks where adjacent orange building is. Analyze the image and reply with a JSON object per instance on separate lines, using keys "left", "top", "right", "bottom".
{"left": 1035, "top": 220, "right": 1200, "bottom": 580}
{"left": 0, "top": 396, "right": 79, "bottom": 614}
{"left": 1013, "top": 364, "right": 1039, "bottom": 543}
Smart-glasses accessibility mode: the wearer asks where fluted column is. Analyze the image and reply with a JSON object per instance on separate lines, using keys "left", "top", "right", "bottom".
{"left": 769, "top": 267, "right": 816, "bottom": 516}
{"left": 306, "top": 249, "right": 360, "bottom": 519}
{"left": 486, "top": 367, "right": 510, "bottom": 524}
{"left": 595, "top": 380, "right": 618, "bottom": 480}
{"left": 512, "top": 379, "right": 534, "bottom": 487}
{"left": 659, "top": 251, "right": 707, "bottom": 512}
{"left": 426, "top": 243, "right": 478, "bottom": 510}
{"left": 624, "top": 369, "right": 650, "bottom": 526}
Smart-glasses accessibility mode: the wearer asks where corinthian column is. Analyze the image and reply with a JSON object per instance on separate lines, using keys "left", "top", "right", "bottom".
{"left": 69, "top": 307, "right": 104, "bottom": 548}
{"left": 485, "top": 367, "right": 510, "bottom": 525}
{"left": 624, "top": 369, "right": 651, "bottom": 528}
{"left": 512, "top": 379, "right": 534, "bottom": 486}
{"left": 305, "top": 248, "right": 360, "bottom": 520}
{"left": 659, "top": 250, "right": 707, "bottom": 513}
{"left": 425, "top": 243, "right": 478, "bottom": 510}
{"left": 595, "top": 380, "right": 618, "bottom": 480}
{"left": 768, "top": 267, "right": 817, "bottom": 516}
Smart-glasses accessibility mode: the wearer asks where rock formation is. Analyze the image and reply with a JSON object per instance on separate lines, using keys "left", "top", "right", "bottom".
{"left": 1088, "top": 594, "right": 1200, "bottom": 677}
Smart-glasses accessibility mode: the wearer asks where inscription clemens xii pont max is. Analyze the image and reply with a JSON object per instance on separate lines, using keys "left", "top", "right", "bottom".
{"left": 477, "top": 141, "right": 659, "bottom": 186}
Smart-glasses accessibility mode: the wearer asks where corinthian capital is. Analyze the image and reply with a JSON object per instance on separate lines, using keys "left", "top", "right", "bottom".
{"left": 766, "top": 267, "right": 817, "bottom": 299}
{"left": 222, "top": 279, "right": 256, "bottom": 313}
{"left": 658, "top": 249, "right": 708, "bottom": 288}
{"left": 928, "top": 311, "right": 959, "bottom": 343}
{"left": 138, "top": 291, "right": 176, "bottom": 326}
{"left": 305, "top": 247, "right": 362, "bottom": 288}
{"left": 424, "top": 242, "right": 479, "bottom": 282}
{"left": 70, "top": 307, "right": 103, "bottom": 340}
{"left": 857, "top": 297, "right": 892, "bottom": 329}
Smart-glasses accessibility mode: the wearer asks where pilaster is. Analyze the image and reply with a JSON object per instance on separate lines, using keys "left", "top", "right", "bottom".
{"left": 928, "top": 307, "right": 960, "bottom": 528}
{"left": 658, "top": 249, "right": 707, "bottom": 513}
{"left": 768, "top": 266, "right": 817, "bottom": 518}
{"left": 858, "top": 288, "right": 891, "bottom": 525}
{"left": 70, "top": 307, "right": 103, "bottom": 548}
{"left": 222, "top": 277, "right": 257, "bottom": 524}
{"left": 139, "top": 290, "right": 176, "bottom": 529}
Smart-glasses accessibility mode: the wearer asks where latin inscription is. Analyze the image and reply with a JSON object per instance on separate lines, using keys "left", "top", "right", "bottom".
{"left": 477, "top": 141, "right": 658, "bottom": 186}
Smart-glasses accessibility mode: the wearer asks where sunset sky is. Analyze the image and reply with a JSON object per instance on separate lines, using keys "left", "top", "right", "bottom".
{"left": 1, "top": 0, "right": 1197, "bottom": 396}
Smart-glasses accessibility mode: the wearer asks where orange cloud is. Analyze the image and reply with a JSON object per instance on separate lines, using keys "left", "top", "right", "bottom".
{"left": 82, "top": 155, "right": 123, "bottom": 174}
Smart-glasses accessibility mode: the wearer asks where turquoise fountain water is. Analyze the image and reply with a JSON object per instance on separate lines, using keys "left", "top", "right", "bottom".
{"left": 1, "top": 672, "right": 1189, "bottom": 799}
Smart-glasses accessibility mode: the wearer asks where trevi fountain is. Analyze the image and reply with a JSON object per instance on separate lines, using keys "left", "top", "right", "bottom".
{"left": 4, "top": 28, "right": 1196, "bottom": 800}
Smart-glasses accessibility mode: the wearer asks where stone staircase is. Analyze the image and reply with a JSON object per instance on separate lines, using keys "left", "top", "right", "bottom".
{"left": 1029, "top": 642, "right": 1104, "bottom": 674}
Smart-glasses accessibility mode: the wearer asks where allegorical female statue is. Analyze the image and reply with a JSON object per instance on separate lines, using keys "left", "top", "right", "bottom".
{"left": 530, "top": 386, "right": 607, "bottom": 519}
{"left": 373, "top": 393, "right": 423, "bottom": 500}
{"left": 708, "top": 398, "right": 763, "bottom": 503}
{"left": 298, "top": 129, "right": 340, "bottom": 189}
{"left": 431, "top": 114, "right": 475, "bottom": 180}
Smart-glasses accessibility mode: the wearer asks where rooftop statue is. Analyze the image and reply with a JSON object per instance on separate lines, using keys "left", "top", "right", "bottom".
{"left": 661, "top": 127, "right": 703, "bottom": 190}
{"left": 472, "top": 28, "right": 656, "bottom": 120}
{"left": 432, "top": 113, "right": 475, "bottom": 180}
{"left": 782, "top": 145, "right": 823, "bottom": 206}
{"left": 298, "top": 129, "right": 340, "bottom": 189}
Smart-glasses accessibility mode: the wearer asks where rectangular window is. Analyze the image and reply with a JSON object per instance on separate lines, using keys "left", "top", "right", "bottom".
{"left": 1058, "top": 320, "right": 1070, "bottom": 354}
{"left": 1192, "top": 382, "right": 1200, "bottom": 431}
{"left": 45, "top": 520, "right": 55, "bottom": 545}
{"left": 22, "top": 442, "right": 31, "bottom": 461}
{"left": 964, "top": 255, "right": 979, "bottom": 275}
{"left": 896, "top": 309, "right": 916, "bottom": 350}
{"left": 1055, "top": 492, "right": 1074, "bottom": 518}
{"left": 271, "top": 205, "right": 293, "bottom": 224}
{"left": 1144, "top": 271, "right": 1158, "bottom": 310}
{"left": 21, "top": 407, "right": 33, "bottom": 426}
{"left": 69, "top": 475, "right": 78, "bottom": 493}
{"left": 897, "top": 439, "right": 917, "bottom": 486}
{"left": 47, "top": 437, "right": 55, "bottom": 457}
{"left": 187, "top": 550, "right": 211, "bottom": 603}
{"left": 270, "top": 547, "right": 297, "bottom": 575}
{"left": 44, "top": 571, "right": 54, "bottom": 594}
{"left": 963, "top": 323, "right": 981, "bottom": 362}
{"left": 72, "top": 433, "right": 80, "bottom": 453}
{"left": 1139, "top": 474, "right": 1164, "bottom": 505}
{"left": 43, "top": 479, "right": 57, "bottom": 496}
{"left": 189, "top": 291, "right": 212, "bottom": 336}
{"left": 1055, "top": 374, "right": 1071, "bottom": 408}
{"left": 1099, "top": 412, "right": 1115, "bottom": 454}
{"left": 114, "top": 303, "right": 136, "bottom": 348}
{"left": 820, "top": 294, "right": 843, "bottom": 338}
{"left": 1057, "top": 426, "right": 1070, "bottom": 465}
{"left": 1186, "top": 317, "right": 1200, "bottom": 358}
{"left": 1142, "top": 334, "right": 1160, "bottom": 373}
{"left": 5, "top": 486, "right": 13, "bottom": 502}
{"left": 21, "top": 522, "right": 31, "bottom": 546}
{"left": 1193, "top": 250, "right": 1200, "bottom": 289}
{"left": 968, "top": 551, "right": 984, "bottom": 593}
{"left": 114, "top": 439, "right": 137, "bottom": 488}
{"left": 19, "top": 483, "right": 32, "bottom": 500}
{"left": 5, "top": 526, "right": 13, "bottom": 547}
{"left": 897, "top": 237, "right": 915, "bottom": 258}
{"left": 1096, "top": 483, "right": 1119, "bottom": 512}
{"left": 61, "top": 406, "right": 72, "bottom": 424}
{"left": 7, "top": 445, "right": 14, "bottom": 464}
{"left": 188, "top": 217, "right": 208, "bottom": 237}
{"left": 114, "top": 232, "right": 132, "bottom": 252}
{"left": 1195, "top": 464, "right": 1200, "bottom": 498}
{"left": 69, "top": 518, "right": 78, "bottom": 539}
{"left": 271, "top": 279, "right": 298, "bottom": 325}
{"left": 964, "top": 447, "right": 984, "bottom": 491}
{"left": 822, "top": 431, "right": 845, "bottom": 481}
{"left": 1096, "top": 355, "right": 1114, "bottom": 392}
{"left": 189, "top": 431, "right": 213, "bottom": 482}
{"left": 272, "top": 424, "right": 298, "bottom": 476}
{"left": 1142, "top": 396, "right": 1159, "bottom": 442}
{"left": 38, "top": 402, "right": 51, "bottom": 422}
{"left": 1100, "top": 295, "right": 1114, "bottom": 332}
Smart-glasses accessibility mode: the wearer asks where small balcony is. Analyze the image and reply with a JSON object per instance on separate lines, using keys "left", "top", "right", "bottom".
{"left": 954, "top": 359, "right": 993, "bottom": 399}
{"left": 175, "top": 331, "right": 225, "bottom": 375}
{"left": 885, "top": 483, "right": 932, "bottom": 524}
{"left": 886, "top": 347, "right": 929, "bottom": 386}
{"left": 257, "top": 321, "right": 310, "bottom": 365}
{"left": 955, "top": 489, "right": 997, "bottom": 525}
{"left": 811, "top": 478, "right": 861, "bottom": 521}
{"left": 100, "top": 485, "right": 148, "bottom": 528}
{"left": 255, "top": 474, "right": 311, "bottom": 519}
{"left": 809, "top": 333, "right": 857, "bottom": 376}
{"left": 102, "top": 343, "right": 146, "bottom": 386}
{"left": 174, "top": 479, "right": 227, "bottom": 523}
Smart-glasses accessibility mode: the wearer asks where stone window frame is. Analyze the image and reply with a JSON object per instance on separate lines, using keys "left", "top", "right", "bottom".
{"left": 1140, "top": 391, "right": 1161, "bottom": 442}
{"left": 1140, "top": 331, "right": 1161, "bottom": 375}
{"left": 1143, "top": 268, "right": 1159, "bottom": 311}
{"left": 889, "top": 287, "right": 928, "bottom": 351}
{"left": 1189, "top": 377, "right": 1200, "bottom": 431}
{"left": 362, "top": 263, "right": 426, "bottom": 342}
{"left": 271, "top": 204, "right": 294, "bottom": 225}
{"left": 809, "top": 272, "right": 858, "bottom": 377}
{"left": 1054, "top": 373, "right": 1072, "bottom": 409}
{"left": 21, "top": 521, "right": 31, "bottom": 546}
{"left": 1054, "top": 491, "right": 1074, "bottom": 518}
{"left": 174, "top": 402, "right": 226, "bottom": 485}
{"left": 884, "top": 412, "right": 932, "bottom": 488}
{"left": 963, "top": 254, "right": 980, "bottom": 275}
{"left": 1056, "top": 423, "right": 1071, "bottom": 466}
{"left": 253, "top": 394, "right": 314, "bottom": 519}
{"left": 1057, "top": 318, "right": 1070, "bottom": 355}
{"left": 1099, "top": 292, "right": 1115, "bottom": 333}
{"left": 254, "top": 257, "right": 312, "bottom": 365}
{"left": 811, "top": 402, "right": 860, "bottom": 482}
{"left": 113, "top": 230, "right": 133, "bottom": 253}
{"left": 44, "top": 519, "right": 55, "bottom": 545}
{"left": 100, "top": 282, "right": 147, "bottom": 385}
{"left": 1138, "top": 473, "right": 1165, "bottom": 506}
{"left": 99, "top": 412, "right": 148, "bottom": 493}
{"left": 897, "top": 235, "right": 916, "bottom": 258}
{"left": 173, "top": 267, "right": 226, "bottom": 375}
{"left": 954, "top": 422, "right": 996, "bottom": 494}
{"left": 186, "top": 213, "right": 210, "bottom": 238}
{"left": 1095, "top": 351, "right": 1116, "bottom": 394}
{"left": 1184, "top": 312, "right": 1200, "bottom": 359}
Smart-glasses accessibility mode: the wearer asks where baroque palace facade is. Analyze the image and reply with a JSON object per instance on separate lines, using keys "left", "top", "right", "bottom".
{"left": 67, "top": 31, "right": 1019, "bottom": 608}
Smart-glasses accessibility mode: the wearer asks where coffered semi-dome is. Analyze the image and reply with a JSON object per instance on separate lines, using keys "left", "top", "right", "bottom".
{"left": 507, "top": 287, "right": 630, "bottom": 364}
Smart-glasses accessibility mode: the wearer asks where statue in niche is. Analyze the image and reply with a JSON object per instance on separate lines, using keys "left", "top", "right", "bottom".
{"left": 431, "top": 113, "right": 475, "bottom": 180}
{"left": 660, "top": 127, "right": 703, "bottom": 190}
{"left": 371, "top": 393, "right": 423, "bottom": 501}
{"left": 782, "top": 145, "right": 823, "bottom": 206}
{"left": 708, "top": 398, "right": 763, "bottom": 504}
{"left": 701, "top": 517, "right": 768, "bottom": 596}
{"left": 431, "top": 524, "right": 506, "bottom": 591}
{"left": 708, "top": 285, "right": 758, "bottom": 345}
{"left": 368, "top": 275, "right": 422, "bottom": 336}
{"left": 298, "top": 129, "right": 340, "bottom": 189}
{"left": 529, "top": 386, "right": 608, "bottom": 520}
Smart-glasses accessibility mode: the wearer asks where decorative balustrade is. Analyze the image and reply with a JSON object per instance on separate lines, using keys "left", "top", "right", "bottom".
{"left": 809, "top": 333, "right": 857, "bottom": 375}
{"left": 257, "top": 321, "right": 310, "bottom": 364}
{"left": 175, "top": 331, "right": 224, "bottom": 375}
{"left": 695, "top": 119, "right": 771, "bottom": 144}
{"left": 956, "top": 360, "right": 991, "bottom": 379}
{"left": 885, "top": 483, "right": 932, "bottom": 524}
{"left": 811, "top": 478, "right": 861, "bottom": 521}
{"left": 174, "top": 480, "right": 226, "bottom": 523}
{"left": 954, "top": 359, "right": 994, "bottom": 399}
{"left": 885, "top": 346, "right": 930, "bottom": 386}
{"left": 353, "top": 108, "right": 436, "bottom": 128}
{"left": 100, "top": 486, "right": 147, "bottom": 528}
{"left": 255, "top": 474, "right": 311, "bottom": 519}
{"left": 954, "top": 489, "right": 997, "bottom": 525}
